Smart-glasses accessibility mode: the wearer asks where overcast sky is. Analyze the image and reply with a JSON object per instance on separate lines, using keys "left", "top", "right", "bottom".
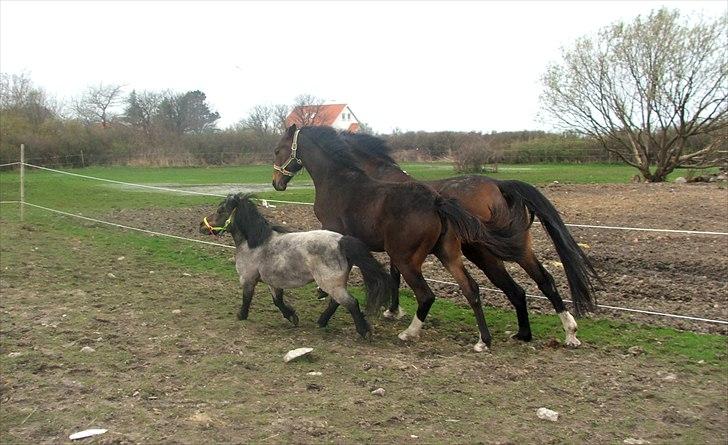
{"left": 1, "top": 1, "right": 725, "bottom": 133}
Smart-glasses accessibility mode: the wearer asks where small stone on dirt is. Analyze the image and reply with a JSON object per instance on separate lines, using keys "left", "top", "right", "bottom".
{"left": 410, "top": 435, "right": 419, "bottom": 439}
{"left": 80, "top": 346, "right": 95, "bottom": 353}
{"left": 283, "top": 347, "right": 313, "bottom": 363}
{"left": 662, "top": 373, "right": 677, "bottom": 382}
{"left": 577, "top": 242, "right": 591, "bottom": 249}
{"left": 624, "top": 439, "right": 651, "bottom": 444}
{"left": 674, "top": 177, "right": 687, "bottom": 183}
{"left": 172, "top": 309, "right": 182, "bottom": 314}
{"left": 628, "top": 346, "right": 645, "bottom": 356}
{"left": 7, "top": 352, "right": 22, "bottom": 358}
{"left": 536, "top": 407, "right": 559, "bottom": 422}
{"left": 117, "top": 256, "right": 125, "bottom": 261}
{"left": 307, "top": 371, "right": 322, "bottom": 376}
{"left": 106, "top": 273, "right": 116, "bottom": 279}
{"left": 371, "top": 388, "right": 386, "bottom": 397}
{"left": 182, "top": 273, "right": 191, "bottom": 277}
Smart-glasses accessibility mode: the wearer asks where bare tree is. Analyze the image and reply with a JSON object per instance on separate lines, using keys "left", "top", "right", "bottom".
{"left": 74, "top": 83, "right": 124, "bottom": 127}
{"left": 124, "top": 90, "right": 163, "bottom": 137}
{"left": 289, "top": 94, "right": 327, "bottom": 127}
{"left": 0, "top": 72, "right": 59, "bottom": 124}
{"left": 540, "top": 9, "right": 727, "bottom": 181}
{"left": 239, "top": 104, "right": 282, "bottom": 136}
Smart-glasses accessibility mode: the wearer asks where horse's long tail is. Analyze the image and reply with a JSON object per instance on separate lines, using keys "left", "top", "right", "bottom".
{"left": 339, "top": 236, "right": 391, "bottom": 316}
{"left": 496, "top": 180, "right": 600, "bottom": 316}
{"left": 435, "top": 195, "right": 531, "bottom": 262}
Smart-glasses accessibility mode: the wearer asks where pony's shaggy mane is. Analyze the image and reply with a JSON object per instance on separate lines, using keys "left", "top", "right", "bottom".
{"left": 339, "top": 131, "right": 399, "bottom": 166}
{"left": 227, "top": 193, "right": 291, "bottom": 248}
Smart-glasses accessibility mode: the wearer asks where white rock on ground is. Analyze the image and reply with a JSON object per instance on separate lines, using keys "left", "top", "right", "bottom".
{"left": 283, "top": 347, "right": 313, "bottom": 363}
{"left": 371, "top": 388, "right": 386, "bottom": 396}
{"left": 69, "top": 429, "right": 107, "bottom": 440}
{"left": 624, "top": 438, "right": 651, "bottom": 444}
{"left": 80, "top": 346, "right": 95, "bottom": 353}
{"left": 536, "top": 407, "right": 559, "bottom": 422}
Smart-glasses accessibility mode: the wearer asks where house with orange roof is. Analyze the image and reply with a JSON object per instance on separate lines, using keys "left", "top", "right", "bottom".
{"left": 285, "top": 103, "right": 361, "bottom": 132}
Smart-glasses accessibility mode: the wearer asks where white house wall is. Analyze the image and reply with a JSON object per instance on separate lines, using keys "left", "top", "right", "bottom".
{"left": 330, "top": 106, "right": 360, "bottom": 130}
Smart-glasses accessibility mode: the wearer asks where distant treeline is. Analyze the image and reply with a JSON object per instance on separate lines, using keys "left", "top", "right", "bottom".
{"left": 0, "top": 72, "right": 689, "bottom": 169}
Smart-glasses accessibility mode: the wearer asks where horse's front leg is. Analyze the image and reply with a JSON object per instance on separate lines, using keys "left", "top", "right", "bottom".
{"left": 238, "top": 278, "right": 258, "bottom": 320}
{"left": 269, "top": 286, "right": 299, "bottom": 326}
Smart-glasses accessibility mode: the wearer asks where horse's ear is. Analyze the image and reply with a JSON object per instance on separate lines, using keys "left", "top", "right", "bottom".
{"left": 225, "top": 194, "right": 237, "bottom": 209}
{"left": 286, "top": 124, "right": 297, "bottom": 137}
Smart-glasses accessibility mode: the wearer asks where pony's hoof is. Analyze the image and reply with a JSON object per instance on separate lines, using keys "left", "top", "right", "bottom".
{"left": 473, "top": 340, "right": 490, "bottom": 352}
{"left": 237, "top": 312, "right": 248, "bottom": 321}
{"left": 397, "top": 330, "right": 419, "bottom": 342}
{"left": 287, "top": 313, "right": 299, "bottom": 327}
{"left": 564, "top": 336, "right": 581, "bottom": 348}
{"left": 383, "top": 307, "right": 406, "bottom": 320}
{"left": 511, "top": 331, "right": 533, "bottom": 342}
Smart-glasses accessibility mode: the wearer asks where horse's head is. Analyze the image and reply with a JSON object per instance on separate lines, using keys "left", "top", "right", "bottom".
{"left": 200, "top": 194, "right": 238, "bottom": 236}
{"left": 272, "top": 124, "right": 305, "bottom": 191}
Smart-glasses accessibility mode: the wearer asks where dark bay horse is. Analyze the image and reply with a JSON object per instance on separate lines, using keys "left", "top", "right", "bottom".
{"left": 337, "top": 131, "right": 600, "bottom": 346}
{"left": 272, "top": 125, "right": 530, "bottom": 351}
{"left": 199, "top": 193, "right": 391, "bottom": 339}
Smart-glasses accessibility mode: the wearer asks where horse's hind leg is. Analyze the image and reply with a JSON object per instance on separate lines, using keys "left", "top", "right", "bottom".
{"left": 518, "top": 251, "right": 580, "bottom": 347}
{"left": 434, "top": 235, "right": 492, "bottom": 352}
{"left": 383, "top": 263, "right": 406, "bottom": 320}
{"left": 326, "top": 287, "right": 371, "bottom": 338}
{"left": 317, "top": 298, "right": 339, "bottom": 327}
{"left": 463, "top": 245, "right": 532, "bottom": 342}
{"left": 269, "top": 286, "right": 299, "bottom": 326}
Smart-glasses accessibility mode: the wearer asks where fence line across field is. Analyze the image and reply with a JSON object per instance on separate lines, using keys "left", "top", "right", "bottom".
{"left": 1, "top": 199, "right": 726, "bottom": 326}
{"left": 17, "top": 162, "right": 728, "bottom": 236}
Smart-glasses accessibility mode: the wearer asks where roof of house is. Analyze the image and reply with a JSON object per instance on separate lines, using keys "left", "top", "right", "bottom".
{"left": 285, "top": 103, "right": 348, "bottom": 127}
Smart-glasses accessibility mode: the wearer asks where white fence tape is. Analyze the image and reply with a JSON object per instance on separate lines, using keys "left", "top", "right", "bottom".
{"left": 1, "top": 200, "right": 726, "bottom": 326}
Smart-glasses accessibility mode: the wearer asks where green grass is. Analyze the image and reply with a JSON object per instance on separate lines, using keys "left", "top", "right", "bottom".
{"left": 0, "top": 161, "right": 687, "bottom": 214}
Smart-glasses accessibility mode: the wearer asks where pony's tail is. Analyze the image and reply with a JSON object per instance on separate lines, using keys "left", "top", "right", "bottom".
{"left": 435, "top": 195, "right": 531, "bottom": 262}
{"left": 496, "top": 180, "right": 600, "bottom": 316}
{"left": 339, "top": 236, "right": 391, "bottom": 316}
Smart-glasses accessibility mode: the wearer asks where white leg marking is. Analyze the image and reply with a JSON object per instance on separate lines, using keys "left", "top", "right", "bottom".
{"left": 398, "top": 315, "right": 423, "bottom": 341}
{"left": 559, "top": 311, "right": 581, "bottom": 347}
{"left": 383, "top": 306, "right": 406, "bottom": 320}
{"left": 473, "top": 338, "right": 489, "bottom": 352}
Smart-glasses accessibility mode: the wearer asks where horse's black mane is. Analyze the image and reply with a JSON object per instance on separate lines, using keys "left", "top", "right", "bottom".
{"left": 338, "top": 131, "right": 399, "bottom": 166}
{"left": 229, "top": 194, "right": 291, "bottom": 248}
{"left": 301, "top": 126, "right": 370, "bottom": 173}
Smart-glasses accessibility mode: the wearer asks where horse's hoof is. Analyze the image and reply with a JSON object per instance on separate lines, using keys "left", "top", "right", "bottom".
{"left": 564, "top": 336, "right": 581, "bottom": 348}
{"left": 511, "top": 331, "right": 533, "bottom": 342}
{"left": 397, "top": 330, "right": 419, "bottom": 342}
{"left": 237, "top": 312, "right": 248, "bottom": 321}
{"left": 383, "top": 307, "right": 406, "bottom": 320}
{"left": 473, "top": 340, "right": 490, "bottom": 352}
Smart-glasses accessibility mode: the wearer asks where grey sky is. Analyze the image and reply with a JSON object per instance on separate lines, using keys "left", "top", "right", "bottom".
{"left": 1, "top": 1, "right": 724, "bottom": 133}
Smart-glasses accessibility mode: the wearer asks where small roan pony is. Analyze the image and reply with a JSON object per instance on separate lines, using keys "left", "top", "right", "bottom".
{"left": 199, "top": 193, "right": 390, "bottom": 338}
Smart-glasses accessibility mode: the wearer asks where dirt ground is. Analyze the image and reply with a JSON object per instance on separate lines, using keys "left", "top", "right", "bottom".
{"left": 1, "top": 182, "right": 727, "bottom": 444}
{"left": 110, "top": 182, "right": 728, "bottom": 334}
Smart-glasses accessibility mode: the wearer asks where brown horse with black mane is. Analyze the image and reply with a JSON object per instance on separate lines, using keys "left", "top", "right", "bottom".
{"left": 272, "top": 125, "right": 530, "bottom": 351}
{"left": 337, "top": 130, "right": 600, "bottom": 346}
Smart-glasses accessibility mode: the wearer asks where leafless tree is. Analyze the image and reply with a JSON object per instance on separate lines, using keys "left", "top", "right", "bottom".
{"left": 289, "top": 94, "right": 327, "bottom": 127}
{"left": 124, "top": 90, "right": 163, "bottom": 138}
{"left": 74, "top": 83, "right": 124, "bottom": 127}
{"left": 540, "top": 9, "right": 727, "bottom": 181}
{"left": 239, "top": 104, "right": 282, "bottom": 136}
{"left": 0, "top": 72, "right": 60, "bottom": 124}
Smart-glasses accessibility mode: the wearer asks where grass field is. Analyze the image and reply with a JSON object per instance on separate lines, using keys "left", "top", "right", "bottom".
{"left": 0, "top": 161, "right": 689, "bottom": 212}
{"left": 1, "top": 162, "right": 726, "bottom": 443}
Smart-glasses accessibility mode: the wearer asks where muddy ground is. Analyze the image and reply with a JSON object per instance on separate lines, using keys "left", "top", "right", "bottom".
{"left": 109, "top": 182, "right": 728, "bottom": 334}
{"left": 1, "top": 182, "right": 727, "bottom": 444}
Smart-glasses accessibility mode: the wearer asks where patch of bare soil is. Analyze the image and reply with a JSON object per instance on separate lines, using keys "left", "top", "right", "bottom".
{"left": 0, "top": 218, "right": 726, "bottom": 444}
{"left": 107, "top": 182, "right": 728, "bottom": 333}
